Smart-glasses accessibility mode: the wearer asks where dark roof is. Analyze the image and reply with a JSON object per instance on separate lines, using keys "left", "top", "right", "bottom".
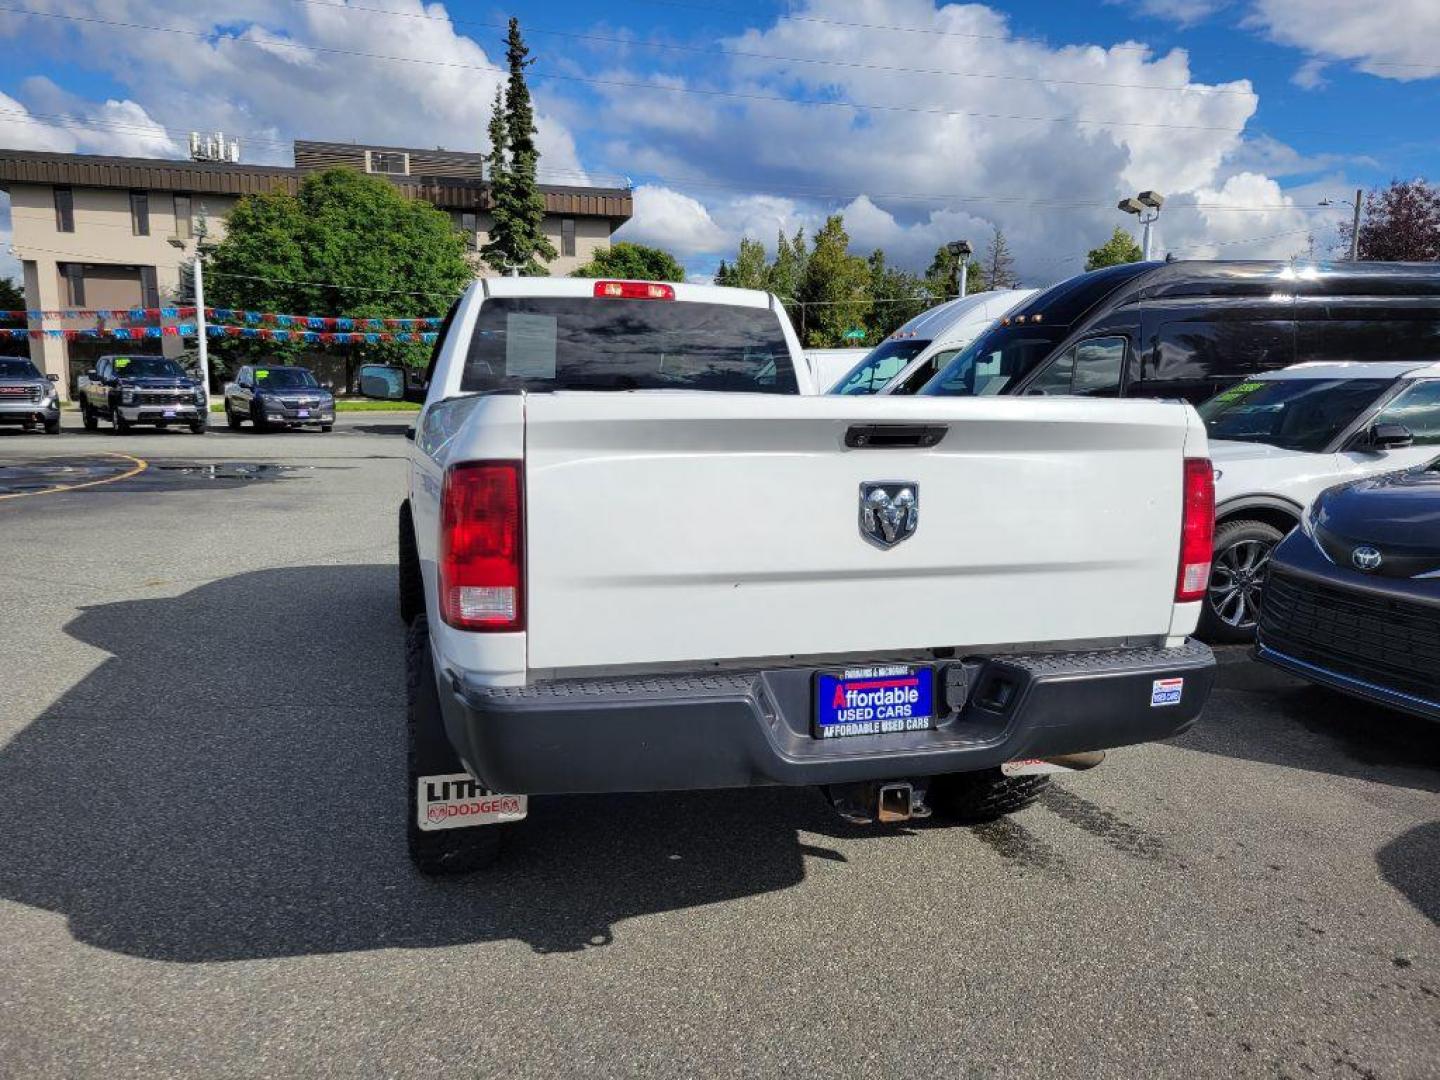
{"left": 1011, "top": 261, "right": 1159, "bottom": 325}
{"left": 0, "top": 145, "right": 632, "bottom": 219}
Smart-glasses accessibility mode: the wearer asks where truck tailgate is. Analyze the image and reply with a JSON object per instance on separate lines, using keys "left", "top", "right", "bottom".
{"left": 523, "top": 392, "right": 1198, "bottom": 673}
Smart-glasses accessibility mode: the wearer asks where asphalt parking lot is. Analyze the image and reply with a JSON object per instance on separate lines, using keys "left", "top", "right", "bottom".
{"left": 0, "top": 414, "right": 1436, "bottom": 1080}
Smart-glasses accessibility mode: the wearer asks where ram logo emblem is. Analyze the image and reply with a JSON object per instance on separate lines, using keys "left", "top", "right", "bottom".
{"left": 859, "top": 482, "right": 919, "bottom": 549}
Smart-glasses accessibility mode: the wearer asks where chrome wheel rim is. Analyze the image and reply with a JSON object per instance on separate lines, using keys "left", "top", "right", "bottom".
{"left": 1208, "top": 539, "right": 1273, "bottom": 629}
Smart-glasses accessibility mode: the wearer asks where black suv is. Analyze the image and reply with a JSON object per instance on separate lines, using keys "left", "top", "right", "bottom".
{"left": 224, "top": 364, "right": 335, "bottom": 432}
{"left": 78, "top": 354, "right": 207, "bottom": 434}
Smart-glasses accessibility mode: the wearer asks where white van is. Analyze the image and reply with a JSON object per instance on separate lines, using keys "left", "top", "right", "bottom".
{"left": 830, "top": 289, "right": 1038, "bottom": 395}
{"left": 803, "top": 348, "right": 870, "bottom": 392}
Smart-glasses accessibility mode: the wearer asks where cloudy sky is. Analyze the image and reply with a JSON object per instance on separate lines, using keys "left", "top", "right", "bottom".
{"left": 1, "top": 0, "right": 1437, "bottom": 286}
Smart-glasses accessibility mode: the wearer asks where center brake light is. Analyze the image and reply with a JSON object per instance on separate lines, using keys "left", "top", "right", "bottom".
{"left": 1177, "top": 458, "right": 1215, "bottom": 603}
{"left": 439, "top": 461, "right": 524, "bottom": 632}
{"left": 594, "top": 280, "right": 675, "bottom": 300}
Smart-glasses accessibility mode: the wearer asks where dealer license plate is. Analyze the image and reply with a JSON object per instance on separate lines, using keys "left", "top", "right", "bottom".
{"left": 298, "top": 409, "right": 310, "bottom": 418}
{"left": 814, "top": 664, "right": 935, "bottom": 739}
{"left": 162, "top": 409, "right": 176, "bottom": 418}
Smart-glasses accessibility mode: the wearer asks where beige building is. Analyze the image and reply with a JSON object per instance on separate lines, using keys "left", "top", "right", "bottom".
{"left": 0, "top": 140, "right": 633, "bottom": 396}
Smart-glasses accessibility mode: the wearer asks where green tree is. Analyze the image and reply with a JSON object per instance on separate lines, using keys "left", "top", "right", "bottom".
{"left": 767, "top": 227, "right": 807, "bottom": 301}
{"left": 570, "top": 242, "right": 685, "bottom": 282}
{"left": 866, "top": 250, "right": 929, "bottom": 342}
{"left": 985, "top": 225, "right": 1018, "bottom": 289}
{"left": 1085, "top": 225, "right": 1143, "bottom": 270}
{"left": 925, "top": 244, "right": 985, "bottom": 299}
{"left": 0, "top": 275, "right": 23, "bottom": 310}
{"left": 481, "top": 19, "right": 556, "bottom": 275}
{"left": 205, "top": 167, "right": 471, "bottom": 382}
{"left": 719, "top": 237, "right": 769, "bottom": 289}
{"left": 796, "top": 215, "right": 870, "bottom": 347}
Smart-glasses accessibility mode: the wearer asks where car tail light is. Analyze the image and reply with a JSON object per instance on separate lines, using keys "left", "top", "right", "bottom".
{"left": 1176, "top": 457, "right": 1215, "bottom": 603}
{"left": 593, "top": 280, "right": 675, "bottom": 300}
{"left": 439, "top": 461, "right": 523, "bottom": 631}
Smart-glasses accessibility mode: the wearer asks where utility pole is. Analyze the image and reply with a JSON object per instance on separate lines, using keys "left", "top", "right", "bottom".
{"left": 1349, "top": 188, "right": 1362, "bottom": 261}
{"left": 193, "top": 254, "right": 211, "bottom": 411}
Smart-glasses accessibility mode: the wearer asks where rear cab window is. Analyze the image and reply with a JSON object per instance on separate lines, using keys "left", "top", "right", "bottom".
{"left": 461, "top": 297, "right": 799, "bottom": 394}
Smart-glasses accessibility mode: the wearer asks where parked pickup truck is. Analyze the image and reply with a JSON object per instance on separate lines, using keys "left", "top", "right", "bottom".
{"left": 360, "top": 277, "right": 1218, "bottom": 874}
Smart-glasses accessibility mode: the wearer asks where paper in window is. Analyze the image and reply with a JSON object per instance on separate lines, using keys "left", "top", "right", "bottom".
{"left": 505, "top": 313, "right": 558, "bottom": 379}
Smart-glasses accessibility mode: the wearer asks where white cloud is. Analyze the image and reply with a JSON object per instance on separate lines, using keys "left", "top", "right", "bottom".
{"left": 585, "top": 0, "right": 1313, "bottom": 281}
{"left": 1290, "top": 59, "right": 1329, "bottom": 91}
{"left": 1246, "top": 0, "right": 1440, "bottom": 81}
{"left": 615, "top": 184, "right": 731, "bottom": 256}
{"left": 1119, "top": 0, "right": 1229, "bottom": 27}
{"left": 1158, "top": 172, "right": 1312, "bottom": 259}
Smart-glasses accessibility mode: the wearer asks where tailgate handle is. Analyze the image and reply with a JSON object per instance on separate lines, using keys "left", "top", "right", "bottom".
{"left": 844, "top": 424, "right": 948, "bottom": 449}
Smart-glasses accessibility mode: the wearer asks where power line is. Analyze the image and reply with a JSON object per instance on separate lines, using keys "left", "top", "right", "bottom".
{"left": 285, "top": 0, "right": 1257, "bottom": 98}
{"left": 0, "top": 4, "right": 1363, "bottom": 139}
{"left": 0, "top": 107, "right": 1343, "bottom": 215}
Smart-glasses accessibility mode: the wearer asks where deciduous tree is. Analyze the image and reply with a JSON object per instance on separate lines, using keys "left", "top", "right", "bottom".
{"left": 1344, "top": 179, "right": 1440, "bottom": 262}
{"left": 1085, "top": 226, "right": 1144, "bottom": 270}
{"left": 570, "top": 242, "right": 685, "bottom": 282}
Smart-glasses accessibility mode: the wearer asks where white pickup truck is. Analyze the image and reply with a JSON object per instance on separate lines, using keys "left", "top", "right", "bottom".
{"left": 360, "top": 277, "right": 1218, "bottom": 874}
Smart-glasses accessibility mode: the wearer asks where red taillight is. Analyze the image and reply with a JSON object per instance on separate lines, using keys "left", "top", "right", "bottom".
{"left": 439, "top": 461, "right": 523, "bottom": 632}
{"left": 593, "top": 280, "right": 675, "bottom": 300}
{"left": 1177, "top": 458, "right": 1215, "bottom": 603}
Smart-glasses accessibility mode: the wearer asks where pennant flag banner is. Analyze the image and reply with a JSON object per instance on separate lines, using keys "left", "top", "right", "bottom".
{"left": 0, "top": 325, "right": 197, "bottom": 340}
{"left": 204, "top": 326, "right": 437, "bottom": 344}
{"left": 1, "top": 307, "right": 443, "bottom": 327}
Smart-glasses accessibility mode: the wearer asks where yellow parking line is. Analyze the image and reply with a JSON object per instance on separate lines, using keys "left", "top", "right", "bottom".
{"left": 0, "top": 452, "right": 149, "bottom": 501}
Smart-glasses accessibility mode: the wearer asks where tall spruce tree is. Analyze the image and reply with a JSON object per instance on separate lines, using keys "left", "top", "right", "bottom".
{"left": 481, "top": 19, "right": 556, "bottom": 275}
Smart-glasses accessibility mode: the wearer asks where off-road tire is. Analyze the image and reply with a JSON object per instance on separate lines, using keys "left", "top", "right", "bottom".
{"left": 81, "top": 401, "right": 97, "bottom": 430}
{"left": 929, "top": 769, "right": 1050, "bottom": 823}
{"left": 225, "top": 403, "right": 242, "bottom": 429}
{"left": 406, "top": 617, "right": 504, "bottom": 875}
{"left": 1198, "top": 519, "right": 1286, "bottom": 645}
{"left": 398, "top": 502, "right": 423, "bottom": 625}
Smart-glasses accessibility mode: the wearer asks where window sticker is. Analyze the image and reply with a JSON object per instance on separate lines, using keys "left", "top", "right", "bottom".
{"left": 1214, "top": 380, "right": 1263, "bottom": 403}
{"left": 505, "top": 313, "right": 558, "bottom": 379}
{"left": 256, "top": 369, "right": 270, "bottom": 380}
{"left": 114, "top": 357, "right": 130, "bottom": 369}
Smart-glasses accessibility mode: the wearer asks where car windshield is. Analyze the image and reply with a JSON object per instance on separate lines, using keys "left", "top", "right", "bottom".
{"left": 255, "top": 368, "right": 319, "bottom": 389}
{"left": 1198, "top": 377, "right": 1393, "bottom": 452}
{"left": 0, "top": 358, "right": 41, "bottom": 379}
{"left": 919, "top": 324, "right": 1071, "bottom": 396}
{"left": 461, "top": 297, "right": 799, "bottom": 393}
{"left": 832, "top": 339, "right": 930, "bottom": 395}
{"left": 111, "top": 356, "right": 186, "bottom": 379}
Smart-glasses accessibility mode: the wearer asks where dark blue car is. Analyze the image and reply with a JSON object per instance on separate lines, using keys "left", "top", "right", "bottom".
{"left": 1256, "top": 459, "right": 1440, "bottom": 721}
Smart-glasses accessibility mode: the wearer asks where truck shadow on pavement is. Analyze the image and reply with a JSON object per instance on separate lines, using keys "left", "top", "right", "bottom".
{"left": 1173, "top": 657, "right": 1440, "bottom": 793}
{"left": 0, "top": 565, "right": 855, "bottom": 962}
{"left": 1377, "top": 821, "right": 1440, "bottom": 926}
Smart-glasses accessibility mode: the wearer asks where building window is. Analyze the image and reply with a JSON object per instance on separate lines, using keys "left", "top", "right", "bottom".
{"left": 130, "top": 191, "right": 150, "bottom": 236}
{"left": 459, "top": 211, "right": 477, "bottom": 249}
{"left": 561, "top": 217, "right": 576, "bottom": 257}
{"left": 54, "top": 186, "right": 74, "bottom": 232}
{"left": 61, "top": 263, "right": 85, "bottom": 307}
{"left": 140, "top": 266, "right": 159, "bottom": 310}
{"left": 366, "top": 150, "right": 408, "bottom": 175}
{"left": 173, "top": 193, "right": 192, "bottom": 239}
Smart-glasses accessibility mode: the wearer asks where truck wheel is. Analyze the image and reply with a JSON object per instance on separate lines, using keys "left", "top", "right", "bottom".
{"left": 1198, "top": 519, "right": 1285, "bottom": 644}
{"left": 929, "top": 769, "right": 1050, "bottom": 823}
{"left": 225, "top": 403, "right": 242, "bottom": 429}
{"left": 407, "top": 617, "right": 504, "bottom": 875}
{"left": 44, "top": 418, "right": 60, "bottom": 435}
{"left": 320, "top": 424, "right": 333, "bottom": 433}
{"left": 112, "top": 408, "right": 130, "bottom": 434}
{"left": 398, "top": 502, "right": 423, "bottom": 625}
{"left": 250, "top": 404, "right": 268, "bottom": 433}
{"left": 189, "top": 419, "right": 207, "bottom": 435}
{"left": 81, "top": 401, "right": 97, "bottom": 431}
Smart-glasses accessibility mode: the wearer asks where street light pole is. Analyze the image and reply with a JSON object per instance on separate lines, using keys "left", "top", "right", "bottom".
{"left": 946, "top": 239, "right": 973, "bottom": 298}
{"left": 194, "top": 253, "right": 211, "bottom": 410}
{"left": 1349, "top": 188, "right": 1362, "bottom": 261}
{"left": 1118, "top": 191, "right": 1165, "bottom": 261}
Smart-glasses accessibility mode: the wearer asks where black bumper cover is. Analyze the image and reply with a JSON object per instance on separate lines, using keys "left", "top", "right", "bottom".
{"left": 438, "top": 641, "right": 1216, "bottom": 794}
